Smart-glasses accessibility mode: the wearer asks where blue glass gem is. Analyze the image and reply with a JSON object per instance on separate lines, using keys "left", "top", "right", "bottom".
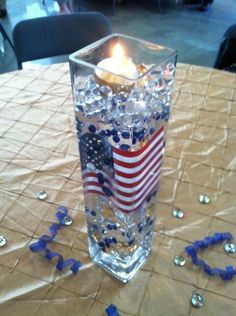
{"left": 91, "top": 210, "right": 96, "bottom": 216}
{"left": 128, "top": 238, "right": 135, "bottom": 246}
{"left": 121, "top": 131, "right": 130, "bottom": 139}
{"left": 149, "top": 127, "right": 155, "bottom": 135}
{"left": 104, "top": 238, "right": 111, "bottom": 247}
{"left": 98, "top": 241, "right": 105, "bottom": 249}
{"left": 132, "top": 137, "right": 137, "bottom": 145}
{"left": 88, "top": 124, "right": 96, "bottom": 133}
{"left": 120, "top": 144, "right": 130, "bottom": 151}
{"left": 111, "top": 237, "right": 117, "bottom": 244}
{"left": 107, "top": 224, "right": 113, "bottom": 230}
{"left": 112, "top": 224, "right": 118, "bottom": 230}
{"left": 113, "top": 135, "right": 120, "bottom": 143}
{"left": 102, "top": 187, "right": 113, "bottom": 197}
{"left": 100, "top": 130, "right": 106, "bottom": 137}
{"left": 97, "top": 172, "right": 104, "bottom": 184}
{"left": 111, "top": 129, "right": 118, "bottom": 136}
{"left": 105, "top": 129, "right": 112, "bottom": 137}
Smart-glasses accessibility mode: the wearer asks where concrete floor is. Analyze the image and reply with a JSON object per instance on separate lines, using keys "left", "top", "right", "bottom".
{"left": 0, "top": 0, "right": 236, "bottom": 74}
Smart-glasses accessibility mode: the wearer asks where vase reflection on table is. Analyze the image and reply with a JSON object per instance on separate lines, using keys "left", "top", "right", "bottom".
{"left": 69, "top": 34, "right": 177, "bottom": 283}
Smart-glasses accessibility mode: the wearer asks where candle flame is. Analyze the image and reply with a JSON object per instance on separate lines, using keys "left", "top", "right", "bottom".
{"left": 112, "top": 43, "right": 124, "bottom": 59}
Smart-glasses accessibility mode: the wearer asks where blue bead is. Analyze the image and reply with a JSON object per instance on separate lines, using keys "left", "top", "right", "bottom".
{"left": 121, "top": 131, "right": 130, "bottom": 139}
{"left": 111, "top": 129, "right": 118, "bottom": 136}
{"left": 112, "top": 224, "right": 118, "bottom": 230}
{"left": 138, "top": 133, "right": 145, "bottom": 141}
{"left": 138, "top": 227, "right": 143, "bottom": 233}
{"left": 100, "top": 130, "right": 106, "bottom": 137}
{"left": 132, "top": 137, "right": 137, "bottom": 145}
{"left": 120, "top": 144, "right": 130, "bottom": 151}
{"left": 128, "top": 238, "right": 135, "bottom": 246}
{"left": 97, "top": 172, "right": 104, "bottom": 184}
{"left": 88, "top": 125, "right": 96, "bottom": 133}
{"left": 102, "top": 187, "right": 113, "bottom": 197}
{"left": 155, "top": 113, "right": 161, "bottom": 121}
{"left": 149, "top": 127, "right": 155, "bottom": 135}
{"left": 91, "top": 210, "right": 96, "bottom": 216}
{"left": 104, "top": 238, "right": 111, "bottom": 247}
{"left": 113, "top": 135, "right": 120, "bottom": 143}
{"left": 105, "top": 129, "right": 112, "bottom": 137}
{"left": 107, "top": 224, "right": 113, "bottom": 230}
{"left": 111, "top": 237, "right": 117, "bottom": 244}
{"left": 98, "top": 241, "right": 105, "bottom": 249}
{"left": 93, "top": 224, "right": 98, "bottom": 230}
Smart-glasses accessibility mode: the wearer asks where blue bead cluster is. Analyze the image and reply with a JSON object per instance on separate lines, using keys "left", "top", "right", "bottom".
{"left": 98, "top": 236, "right": 118, "bottom": 250}
{"left": 185, "top": 232, "right": 236, "bottom": 281}
{"left": 29, "top": 206, "right": 82, "bottom": 274}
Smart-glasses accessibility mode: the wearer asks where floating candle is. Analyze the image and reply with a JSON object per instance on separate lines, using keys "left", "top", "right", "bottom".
{"left": 95, "top": 43, "right": 139, "bottom": 89}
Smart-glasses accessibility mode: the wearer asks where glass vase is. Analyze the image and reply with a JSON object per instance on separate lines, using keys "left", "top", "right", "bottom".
{"left": 69, "top": 34, "right": 177, "bottom": 283}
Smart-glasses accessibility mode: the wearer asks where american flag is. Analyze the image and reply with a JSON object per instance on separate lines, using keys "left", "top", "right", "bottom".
{"left": 80, "top": 127, "right": 164, "bottom": 213}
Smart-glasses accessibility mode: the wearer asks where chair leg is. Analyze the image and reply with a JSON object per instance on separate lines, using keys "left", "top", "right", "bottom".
{"left": 0, "top": 22, "right": 16, "bottom": 54}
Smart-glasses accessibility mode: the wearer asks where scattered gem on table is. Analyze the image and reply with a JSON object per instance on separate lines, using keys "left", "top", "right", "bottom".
{"left": 172, "top": 208, "right": 184, "bottom": 218}
{"left": 191, "top": 292, "right": 204, "bottom": 308}
{"left": 173, "top": 255, "right": 186, "bottom": 267}
{"left": 105, "top": 304, "right": 120, "bottom": 316}
{"left": 199, "top": 194, "right": 210, "bottom": 204}
{"left": 63, "top": 216, "right": 73, "bottom": 226}
{"left": 0, "top": 235, "right": 7, "bottom": 247}
{"left": 36, "top": 190, "right": 47, "bottom": 201}
{"left": 224, "top": 242, "right": 236, "bottom": 254}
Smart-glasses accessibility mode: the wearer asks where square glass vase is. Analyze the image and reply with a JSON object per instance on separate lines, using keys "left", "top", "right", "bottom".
{"left": 69, "top": 34, "right": 177, "bottom": 283}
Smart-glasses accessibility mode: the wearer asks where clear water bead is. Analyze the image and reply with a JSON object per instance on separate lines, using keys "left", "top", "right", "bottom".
{"left": 172, "top": 208, "right": 184, "bottom": 218}
{"left": 199, "top": 194, "right": 210, "bottom": 204}
{"left": 191, "top": 292, "right": 204, "bottom": 308}
{"left": 224, "top": 242, "right": 236, "bottom": 254}
{"left": 173, "top": 255, "right": 186, "bottom": 266}
{"left": 0, "top": 235, "right": 7, "bottom": 247}
{"left": 63, "top": 216, "right": 73, "bottom": 226}
{"left": 87, "top": 162, "right": 96, "bottom": 172}
{"left": 36, "top": 190, "right": 47, "bottom": 201}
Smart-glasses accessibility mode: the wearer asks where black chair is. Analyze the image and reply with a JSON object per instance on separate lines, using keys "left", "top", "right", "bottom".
{"left": 13, "top": 12, "right": 112, "bottom": 69}
{"left": 214, "top": 24, "right": 236, "bottom": 72}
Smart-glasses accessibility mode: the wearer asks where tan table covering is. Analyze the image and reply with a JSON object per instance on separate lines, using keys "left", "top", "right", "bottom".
{"left": 0, "top": 63, "right": 236, "bottom": 316}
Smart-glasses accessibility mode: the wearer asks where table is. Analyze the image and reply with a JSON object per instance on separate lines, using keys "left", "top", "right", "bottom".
{"left": 0, "top": 62, "right": 236, "bottom": 316}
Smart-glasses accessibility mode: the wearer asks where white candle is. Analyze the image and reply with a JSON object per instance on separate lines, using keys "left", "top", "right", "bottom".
{"left": 95, "top": 43, "right": 139, "bottom": 88}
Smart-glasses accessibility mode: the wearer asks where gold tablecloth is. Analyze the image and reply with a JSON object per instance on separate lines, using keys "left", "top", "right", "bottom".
{"left": 0, "top": 63, "right": 236, "bottom": 315}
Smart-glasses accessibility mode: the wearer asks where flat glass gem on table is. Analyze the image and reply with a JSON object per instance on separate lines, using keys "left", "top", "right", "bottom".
{"left": 172, "top": 208, "right": 184, "bottom": 218}
{"left": 224, "top": 242, "right": 236, "bottom": 254}
{"left": 199, "top": 194, "right": 210, "bottom": 204}
{"left": 36, "top": 190, "right": 47, "bottom": 201}
{"left": 0, "top": 235, "right": 7, "bottom": 247}
{"left": 173, "top": 255, "right": 186, "bottom": 266}
{"left": 69, "top": 34, "right": 177, "bottom": 283}
{"left": 191, "top": 292, "right": 204, "bottom": 308}
{"left": 63, "top": 216, "right": 73, "bottom": 226}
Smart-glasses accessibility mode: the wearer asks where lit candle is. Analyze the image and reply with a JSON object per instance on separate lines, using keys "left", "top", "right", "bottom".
{"left": 95, "top": 43, "right": 139, "bottom": 90}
